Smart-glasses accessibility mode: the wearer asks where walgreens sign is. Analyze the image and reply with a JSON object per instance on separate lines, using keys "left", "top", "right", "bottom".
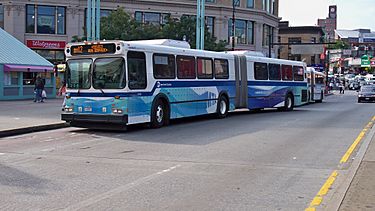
{"left": 27, "top": 40, "right": 66, "bottom": 49}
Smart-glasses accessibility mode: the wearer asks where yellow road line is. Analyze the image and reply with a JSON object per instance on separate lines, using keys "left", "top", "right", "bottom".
{"left": 306, "top": 116, "right": 375, "bottom": 210}
{"left": 340, "top": 131, "right": 366, "bottom": 163}
{"left": 305, "top": 171, "right": 338, "bottom": 211}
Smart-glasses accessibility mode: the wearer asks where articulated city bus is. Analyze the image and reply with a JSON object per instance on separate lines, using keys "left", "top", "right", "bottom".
{"left": 306, "top": 67, "right": 326, "bottom": 103}
{"left": 61, "top": 39, "right": 308, "bottom": 129}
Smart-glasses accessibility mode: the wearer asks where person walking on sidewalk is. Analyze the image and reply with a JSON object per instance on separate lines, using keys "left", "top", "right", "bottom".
{"left": 58, "top": 80, "right": 67, "bottom": 110}
{"left": 34, "top": 76, "right": 45, "bottom": 103}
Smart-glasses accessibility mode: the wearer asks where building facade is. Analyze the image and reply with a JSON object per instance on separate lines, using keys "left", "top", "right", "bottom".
{"left": 0, "top": 0, "right": 279, "bottom": 56}
{"left": 317, "top": 5, "right": 337, "bottom": 42}
{"left": 278, "top": 21, "right": 325, "bottom": 66}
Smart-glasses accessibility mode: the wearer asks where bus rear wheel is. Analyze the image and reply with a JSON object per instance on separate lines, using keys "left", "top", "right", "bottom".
{"left": 216, "top": 96, "right": 229, "bottom": 118}
{"left": 279, "top": 94, "right": 294, "bottom": 111}
{"left": 151, "top": 99, "right": 168, "bottom": 128}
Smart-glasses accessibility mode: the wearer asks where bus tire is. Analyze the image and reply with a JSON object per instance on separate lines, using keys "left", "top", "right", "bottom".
{"left": 151, "top": 99, "right": 168, "bottom": 128}
{"left": 216, "top": 95, "right": 229, "bottom": 119}
{"left": 279, "top": 93, "right": 294, "bottom": 111}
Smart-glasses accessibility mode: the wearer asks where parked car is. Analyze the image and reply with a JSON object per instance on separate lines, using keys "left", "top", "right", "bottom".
{"left": 358, "top": 85, "right": 375, "bottom": 103}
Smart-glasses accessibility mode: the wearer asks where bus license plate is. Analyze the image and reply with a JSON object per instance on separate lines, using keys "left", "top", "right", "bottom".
{"left": 84, "top": 107, "right": 92, "bottom": 112}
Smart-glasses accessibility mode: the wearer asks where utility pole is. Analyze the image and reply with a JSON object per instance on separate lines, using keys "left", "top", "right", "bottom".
{"left": 196, "top": 0, "right": 205, "bottom": 50}
{"left": 231, "top": 0, "right": 236, "bottom": 51}
{"left": 86, "top": 0, "right": 101, "bottom": 41}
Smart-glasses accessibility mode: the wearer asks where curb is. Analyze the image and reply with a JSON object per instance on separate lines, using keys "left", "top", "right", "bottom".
{"left": 323, "top": 120, "right": 375, "bottom": 210}
{"left": 0, "top": 123, "right": 69, "bottom": 138}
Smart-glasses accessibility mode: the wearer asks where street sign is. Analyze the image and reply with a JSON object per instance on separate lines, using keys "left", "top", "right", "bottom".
{"left": 361, "top": 55, "right": 371, "bottom": 67}
{"left": 291, "top": 45, "right": 324, "bottom": 54}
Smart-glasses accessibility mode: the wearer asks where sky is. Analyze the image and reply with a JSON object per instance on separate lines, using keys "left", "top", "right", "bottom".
{"left": 279, "top": 0, "right": 375, "bottom": 31}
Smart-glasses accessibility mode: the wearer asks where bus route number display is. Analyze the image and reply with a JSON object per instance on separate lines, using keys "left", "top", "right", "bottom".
{"left": 71, "top": 44, "right": 116, "bottom": 55}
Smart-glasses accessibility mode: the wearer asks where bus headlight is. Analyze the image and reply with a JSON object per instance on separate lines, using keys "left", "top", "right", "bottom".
{"left": 112, "top": 108, "right": 123, "bottom": 114}
{"left": 65, "top": 107, "right": 73, "bottom": 112}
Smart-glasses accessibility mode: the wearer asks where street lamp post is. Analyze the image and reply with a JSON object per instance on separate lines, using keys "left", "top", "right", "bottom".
{"left": 232, "top": 0, "right": 236, "bottom": 51}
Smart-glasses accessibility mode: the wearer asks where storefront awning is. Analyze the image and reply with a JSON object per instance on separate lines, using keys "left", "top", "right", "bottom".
{"left": 4, "top": 64, "right": 53, "bottom": 72}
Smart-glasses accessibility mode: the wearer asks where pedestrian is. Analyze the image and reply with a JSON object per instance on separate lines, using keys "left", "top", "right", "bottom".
{"left": 34, "top": 76, "right": 45, "bottom": 103}
{"left": 342, "top": 80, "right": 346, "bottom": 94}
{"left": 329, "top": 81, "right": 334, "bottom": 92}
{"left": 58, "top": 80, "right": 67, "bottom": 110}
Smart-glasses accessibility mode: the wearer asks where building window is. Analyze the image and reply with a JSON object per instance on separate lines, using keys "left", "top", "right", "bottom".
{"left": 26, "top": 5, "right": 66, "bottom": 35}
{"left": 247, "top": 0, "right": 254, "bottom": 8}
{"left": 4, "top": 72, "right": 19, "bottom": 86}
{"left": 263, "top": 24, "right": 274, "bottom": 46}
{"left": 229, "top": 19, "right": 253, "bottom": 45}
{"left": 262, "top": 0, "right": 267, "bottom": 10}
{"left": 26, "top": 5, "right": 35, "bottom": 33}
{"left": 182, "top": 15, "right": 215, "bottom": 37}
{"left": 135, "top": 11, "right": 170, "bottom": 26}
{"left": 271, "top": 0, "right": 276, "bottom": 15}
{"left": 247, "top": 21, "right": 254, "bottom": 44}
{"left": 205, "top": 0, "right": 215, "bottom": 2}
{"left": 206, "top": 17, "right": 215, "bottom": 36}
{"left": 84, "top": 9, "right": 113, "bottom": 33}
{"left": 0, "top": 4, "right": 4, "bottom": 29}
{"left": 57, "top": 7, "right": 65, "bottom": 34}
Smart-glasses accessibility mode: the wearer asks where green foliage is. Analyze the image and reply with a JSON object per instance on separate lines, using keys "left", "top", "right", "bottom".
{"left": 327, "top": 40, "right": 350, "bottom": 50}
{"left": 98, "top": 8, "right": 227, "bottom": 51}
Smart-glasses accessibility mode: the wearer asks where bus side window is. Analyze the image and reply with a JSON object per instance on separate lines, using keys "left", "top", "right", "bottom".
{"left": 153, "top": 53, "right": 176, "bottom": 79}
{"left": 254, "top": 62, "right": 268, "bottom": 80}
{"left": 177, "top": 55, "right": 196, "bottom": 79}
{"left": 197, "top": 57, "right": 213, "bottom": 79}
{"left": 127, "top": 51, "right": 147, "bottom": 89}
{"left": 293, "top": 66, "right": 304, "bottom": 81}
{"left": 281, "top": 65, "right": 293, "bottom": 81}
{"left": 214, "top": 59, "right": 229, "bottom": 79}
{"left": 269, "top": 64, "right": 281, "bottom": 80}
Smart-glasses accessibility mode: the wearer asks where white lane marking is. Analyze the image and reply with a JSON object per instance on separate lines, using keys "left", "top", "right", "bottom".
{"left": 14, "top": 118, "right": 20, "bottom": 120}
{"left": 65, "top": 164, "right": 181, "bottom": 211}
{"left": 40, "top": 139, "right": 54, "bottom": 142}
{"left": 0, "top": 153, "right": 5, "bottom": 155}
{"left": 41, "top": 148, "right": 55, "bottom": 152}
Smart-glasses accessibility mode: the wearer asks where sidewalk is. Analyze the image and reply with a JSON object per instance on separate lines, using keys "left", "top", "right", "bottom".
{"left": 338, "top": 127, "right": 375, "bottom": 210}
{"left": 0, "top": 98, "right": 68, "bottom": 137}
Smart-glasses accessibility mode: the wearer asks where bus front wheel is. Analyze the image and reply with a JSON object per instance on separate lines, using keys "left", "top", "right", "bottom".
{"left": 216, "top": 95, "right": 229, "bottom": 118}
{"left": 151, "top": 99, "right": 168, "bottom": 128}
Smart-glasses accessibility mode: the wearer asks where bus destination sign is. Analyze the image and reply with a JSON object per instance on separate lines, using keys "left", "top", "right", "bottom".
{"left": 71, "top": 43, "right": 116, "bottom": 55}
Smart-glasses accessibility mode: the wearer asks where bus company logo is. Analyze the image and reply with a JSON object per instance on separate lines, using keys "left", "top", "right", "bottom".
{"left": 156, "top": 82, "right": 172, "bottom": 88}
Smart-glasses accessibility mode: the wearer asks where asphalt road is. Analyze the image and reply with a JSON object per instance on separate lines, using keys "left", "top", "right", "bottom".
{"left": 0, "top": 91, "right": 374, "bottom": 211}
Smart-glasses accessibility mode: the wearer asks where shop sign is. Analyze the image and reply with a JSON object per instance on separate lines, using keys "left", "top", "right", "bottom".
{"left": 371, "top": 58, "right": 375, "bottom": 67}
{"left": 27, "top": 40, "right": 66, "bottom": 49}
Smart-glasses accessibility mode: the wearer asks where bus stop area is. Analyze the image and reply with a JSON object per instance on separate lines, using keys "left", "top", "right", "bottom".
{"left": 0, "top": 98, "right": 67, "bottom": 137}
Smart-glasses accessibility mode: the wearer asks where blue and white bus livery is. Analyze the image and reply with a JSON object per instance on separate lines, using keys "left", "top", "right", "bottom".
{"left": 61, "top": 39, "right": 308, "bottom": 129}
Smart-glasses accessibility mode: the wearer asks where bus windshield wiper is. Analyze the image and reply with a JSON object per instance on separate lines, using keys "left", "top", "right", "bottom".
{"left": 99, "top": 88, "right": 105, "bottom": 94}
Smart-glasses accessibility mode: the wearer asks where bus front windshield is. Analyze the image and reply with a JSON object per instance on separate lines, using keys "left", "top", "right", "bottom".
{"left": 66, "top": 59, "right": 92, "bottom": 89}
{"left": 93, "top": 58, "right": 126, "bottom": 89}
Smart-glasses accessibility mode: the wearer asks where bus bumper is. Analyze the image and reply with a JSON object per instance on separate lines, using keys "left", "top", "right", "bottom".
{"left": 61, "top": 113, "right": 128, "bottom": 129}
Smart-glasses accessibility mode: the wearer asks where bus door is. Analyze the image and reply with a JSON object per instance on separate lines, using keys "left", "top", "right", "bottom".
{"left": 234, "top": 55, "right": 248, "bottom": 108}
{"left": 310, "top": 71, "right": 315, "bottom": 101}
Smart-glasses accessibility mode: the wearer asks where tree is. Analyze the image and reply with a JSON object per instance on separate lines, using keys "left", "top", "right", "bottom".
{"left": 99, "top": 8, "right": 227, "bottom": 51}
